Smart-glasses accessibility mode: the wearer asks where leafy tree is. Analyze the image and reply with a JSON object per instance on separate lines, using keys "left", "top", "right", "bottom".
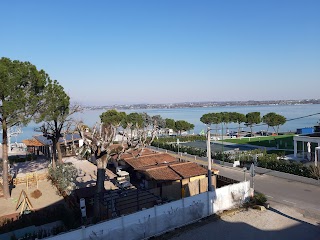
{"left": 220, "top": 112, "right": 231, "bottom": 133}
{"left": 200, "top": 113, "right": 213, "bottom": 125}
{"left": 0, "top": 57, "right": 47, "bottom": 198}
{"left": 262, "top": 112, "right": 286, "bottom": 135}
{"left": 200, "top": 113, "right": 221, "bottom": 135}
{"left": 232, "top": 112, "right": 246, "bottom": 137}
{"left": 165, "top": 118, "right": 176, "bottom": 134}
{"left": 245, "top": 112, "right": 261, "bottom": 135}
{"left": 36, "top": 80, "right": 80, "bottom": 168}
{"left": 175, "top": 120, "right": 194, "bottom": 135}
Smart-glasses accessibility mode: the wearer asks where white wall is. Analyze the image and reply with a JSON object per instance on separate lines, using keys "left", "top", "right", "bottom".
{"left": 47, "top": 181, "right": 250, "bottom": 240}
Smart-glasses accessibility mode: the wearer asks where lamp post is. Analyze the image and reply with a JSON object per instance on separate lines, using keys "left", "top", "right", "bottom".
{"left": 207, "top": 126, "right": 213, "bottom": 191}
{"left": 221, "top": 123, "right": 224, "bottom": 165}
{"left": 177, "top": 138, "right": 180, "bottom": 156}
{"left": 243, "top": 167, "right": 247, "bottom": 181}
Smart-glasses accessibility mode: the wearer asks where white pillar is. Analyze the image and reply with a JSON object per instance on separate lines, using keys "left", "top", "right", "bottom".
{"left": 315, "top": 147, "right": 320, "bottom": 167}
{"left": 294, "top": 140, "right": 298, "bottom": 157}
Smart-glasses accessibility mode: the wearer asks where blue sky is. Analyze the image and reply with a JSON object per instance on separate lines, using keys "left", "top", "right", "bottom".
{"left": 1, "top": 1, "right": 319, "bottom": 105}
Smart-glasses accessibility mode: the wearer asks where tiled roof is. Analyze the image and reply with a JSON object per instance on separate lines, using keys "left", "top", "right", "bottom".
{"left": 111, "top": 147, "right": 154, "bottom": 161}
{"left": 169, "top": 162, "right": 207, "bottom": 179}
{"left": 124, "top": 153, "right": 177, "bottom": 169}
{"left": 138, "top": 161, "right": 208, "bottom": 181}
{"left": 121, "top": 148, "right": 154, "bottom": 159}
{"left": 22, "top": 138, "right": 44, "bottom": 147}
{"left": 144, "top": 166, "right": 181, "bottom": 181}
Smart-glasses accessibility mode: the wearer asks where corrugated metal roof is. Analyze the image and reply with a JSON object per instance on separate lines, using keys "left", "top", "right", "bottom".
{"left": 33, "top": 133, "right": 81, "bottom": 146}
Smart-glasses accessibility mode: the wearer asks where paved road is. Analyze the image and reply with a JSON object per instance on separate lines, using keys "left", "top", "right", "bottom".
{"left": 216, "top": 165, "right": 320, "bottom": 219}
{"left": 150, "top": 146, "right": 320, "bottom": 219}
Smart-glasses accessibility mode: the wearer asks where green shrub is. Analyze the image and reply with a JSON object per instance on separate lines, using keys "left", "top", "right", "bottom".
{"left": 253, "top": 193, "right": 267, "bottom": 205}
{"left": 48, "top": 162, "right": 77, "bottom": 196}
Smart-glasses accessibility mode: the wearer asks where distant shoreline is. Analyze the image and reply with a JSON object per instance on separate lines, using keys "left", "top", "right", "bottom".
{"left": 84, "top": 100, "right": 320, "bottom": 111}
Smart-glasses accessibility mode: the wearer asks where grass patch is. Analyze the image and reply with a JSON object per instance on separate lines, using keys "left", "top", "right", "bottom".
{"left": 224, "top": 135, "right": 294, "bottom": 149}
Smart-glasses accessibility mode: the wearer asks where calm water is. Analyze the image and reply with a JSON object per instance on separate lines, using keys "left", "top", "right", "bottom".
{"left": 7, "top": 104, "right": 320, "bottom": 142}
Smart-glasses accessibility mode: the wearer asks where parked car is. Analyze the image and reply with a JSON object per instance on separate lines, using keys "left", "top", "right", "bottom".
{"left": 244, "top": 133, "right": 254, "bottom": 137}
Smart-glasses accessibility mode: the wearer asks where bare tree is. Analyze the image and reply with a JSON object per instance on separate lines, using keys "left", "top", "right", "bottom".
{"left": 77, "top": 111, "right": 165, "bottom": 219}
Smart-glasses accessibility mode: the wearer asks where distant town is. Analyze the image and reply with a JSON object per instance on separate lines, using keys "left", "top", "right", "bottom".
{"left": 84, "top": 98, "right": 320, "bottom": 111}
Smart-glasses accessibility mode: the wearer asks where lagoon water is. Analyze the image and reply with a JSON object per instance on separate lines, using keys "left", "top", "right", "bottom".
{"left": 8, "top": 104, "right": 320, "bottom": 142}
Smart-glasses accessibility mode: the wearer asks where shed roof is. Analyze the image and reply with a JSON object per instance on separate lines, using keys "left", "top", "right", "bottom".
{"left": 139, "top": 162, "right": 208, "bottom": 181}
{"left": 144, "top": 166, "right": 181, "bottom": 181}
{"left": 34, "top": 133, "right": 81, "bottom": 146}
{"left": 123, "top": 153, "right": 177, "bottom": 169}
{"left": 22, "top": 138, "right": 44, "bottom": 147}
{"left": 169, "top": 162, "right": 208, "bottom": 178}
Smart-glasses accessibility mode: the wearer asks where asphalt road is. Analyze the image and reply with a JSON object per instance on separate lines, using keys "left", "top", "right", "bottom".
{"left": 215, "top": 165, "right": 320, "bottom": 219}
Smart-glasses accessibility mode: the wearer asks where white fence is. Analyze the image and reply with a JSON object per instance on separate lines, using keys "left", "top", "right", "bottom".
{"left": 48, "top": 181, "right": 250, "bottom": 240}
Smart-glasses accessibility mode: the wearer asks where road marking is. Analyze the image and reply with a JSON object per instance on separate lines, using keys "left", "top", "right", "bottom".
{"left": 283, "top": 200, "right": 296, "bottom": 205}
{"left": 265, "top": 195, "right": 273, "bottom": 199}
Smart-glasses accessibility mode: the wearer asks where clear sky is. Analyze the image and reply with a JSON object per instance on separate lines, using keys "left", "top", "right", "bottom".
{"left": 1, "top": 1, "right": 319, "bottom": 105}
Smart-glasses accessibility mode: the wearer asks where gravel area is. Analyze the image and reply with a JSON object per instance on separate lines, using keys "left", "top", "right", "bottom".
{"left": 167, "top": 202, "right": 320, "bottom": 240}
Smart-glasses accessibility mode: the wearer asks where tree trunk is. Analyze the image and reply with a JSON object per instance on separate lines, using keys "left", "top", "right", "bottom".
{"left": 2, "top": 120, "right": 10, "bottom": 199}
{"left": 51, "top": 139, "right": 57, "bottom": 169}
{"left": 56, "top": 141, "right": 63, "bottom": 163}
{"left": 94, "top": 155, "right": 107, "bottom": 220}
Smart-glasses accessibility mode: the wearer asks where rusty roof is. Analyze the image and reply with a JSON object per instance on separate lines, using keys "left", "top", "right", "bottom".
{"left": 121, "top": 148, "right": 154, "bottom": 159}
{"left": 144, "top": 166, "right": 181, "bottom": 181}
{"left": 138, "top": 161, "right": 209, "bottom": 181}
{"left": 169, "top": 162, "right": 208, "bottom": 178}
{"left": 123, "top": 153, "right": 177, "bottom": 169}
{"left": 110, "top": 147, "right": 155, "bottom": 161}
{"left": 22, "top": 138, "right": 44, "bottom": 147}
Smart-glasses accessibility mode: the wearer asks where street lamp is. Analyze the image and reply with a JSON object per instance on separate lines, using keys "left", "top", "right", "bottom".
{"left": 243, "top": 167, "right": 247, "bottom": 181}
{"left": 221, "top": 123, "right": 224, "bottom": 165}
{"left": 177, "top": 138, "right": 180, "bottom": 156}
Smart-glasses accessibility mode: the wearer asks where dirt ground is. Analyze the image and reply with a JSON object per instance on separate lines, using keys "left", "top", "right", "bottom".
{"left": 0, "top": 155, "right": 117, "bottom": 219}
{"left": 0, "top": 180, "right": 64, "bottom": 218}
{"left": 156, "top": 202, "right": 320, "bottom": 240}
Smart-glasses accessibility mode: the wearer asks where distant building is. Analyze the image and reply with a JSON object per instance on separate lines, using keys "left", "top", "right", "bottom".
{"left": 23, "top": 133, "right": 83, "bottom": 159}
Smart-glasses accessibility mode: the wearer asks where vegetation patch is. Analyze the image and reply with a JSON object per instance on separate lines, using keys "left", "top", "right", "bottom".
{"left": 47, "top": 162, "right": 77, "bottom": 196}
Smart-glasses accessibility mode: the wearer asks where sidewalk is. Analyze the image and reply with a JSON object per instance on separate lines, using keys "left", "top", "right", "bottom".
{"left": 167, "top": 202, "right": 320, "bottom": 240}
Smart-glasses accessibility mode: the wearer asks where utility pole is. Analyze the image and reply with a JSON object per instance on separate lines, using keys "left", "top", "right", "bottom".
{"left": 177, "top": 138, "right": 180, "bottom": 156}
{"left": 250, "top": 163, "right": 255, "bottom": 195}
{"left": 207, "top": 126, "right": 212, "bottom": 191}
{"left": 221, "top": 123, "right": 224, "bottom": 165}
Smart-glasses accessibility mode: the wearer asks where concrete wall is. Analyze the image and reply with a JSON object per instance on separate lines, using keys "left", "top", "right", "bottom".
{"left": 46, "top": 181, "right": 250, "bottom": 240}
